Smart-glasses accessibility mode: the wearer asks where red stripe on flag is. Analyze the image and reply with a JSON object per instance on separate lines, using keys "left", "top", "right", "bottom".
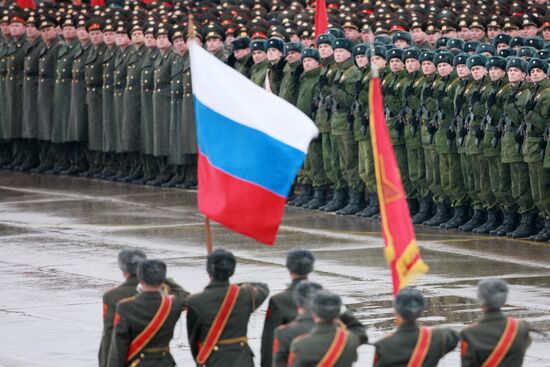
{"left": 314, "top": 0, "right": 329, "bottom": 45}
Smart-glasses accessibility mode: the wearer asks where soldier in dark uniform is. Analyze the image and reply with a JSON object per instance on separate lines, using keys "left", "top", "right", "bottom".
{"left": 204, "top": 22, "right": 228, "bottom": 62}
{"left": 107, "top": 259, "right": 190, "bottom": 367}
{"left": 288, "top": 290, "right": 359, "bottom": 367}
{"left": 19, "top": 15, "right": 43, "bottom": 171}
{"left": 0, "top": 11, "right": 11, "bottom": 166}
{"left": 264, "top": 38, "right": 285, "bottom": 94}
{"left": 99, "top": 248, "right": 147, "bottom": 367}
{"left": 461, "top": 279, "right": 531, "bottom": 367}
{"left": 228, "top": 36, "right": 253, "bottom": 77}
{"left": 374, "top": 288, "right": 459, "bottom": 366}
{"left": 186, "top": 249, "right": 269, "bottom": 367}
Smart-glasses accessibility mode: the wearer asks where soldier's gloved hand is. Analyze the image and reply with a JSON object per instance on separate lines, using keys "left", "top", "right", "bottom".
{"left": 226, "top": 54, "right": 237, "bottom": 68}
{"left": 487, "top": 93, "right": 496, "bottom": 106}
{"left": 525, "top": 100, "right": 534, "bottom": 111}
{"left": 471, "top": 91, "right": 480, "bottom": 103}
{"left": 515, "top": 131, "right": 524, "bottom": 145}
{"left": 446, "top": 128, "right": 456, "bottom": 140}
{"left": 427, "top": 122, "right": 438, "bottom": 135}
{"left": 475, "top": 126, "right": 484, "bottom": 141}
{"left": 293, "top": 64, "right": 304, "bottom": 80}
{"left": 354, "top": 81, "right": 362, "bottom": 95}
{"left": 319, "top": 75, "right": 328, "bottom": 88}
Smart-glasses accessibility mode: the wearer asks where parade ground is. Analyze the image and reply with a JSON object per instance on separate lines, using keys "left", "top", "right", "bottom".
{"left": 1, "top": 171, "right": 550, "bottom": 366}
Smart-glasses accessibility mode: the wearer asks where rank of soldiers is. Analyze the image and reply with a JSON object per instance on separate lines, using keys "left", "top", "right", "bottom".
{"left": 101, "top": 247, "right": 531, "bottom": 366}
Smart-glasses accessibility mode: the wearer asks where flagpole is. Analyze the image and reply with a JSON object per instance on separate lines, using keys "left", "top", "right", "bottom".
{"left": 204, "top": 216, "right": 213, "bottom": 255}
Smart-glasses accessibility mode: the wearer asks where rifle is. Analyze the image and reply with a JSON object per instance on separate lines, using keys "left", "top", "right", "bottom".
{"left": 543, "top": 127, "right": 550, "bottom": 159}
{"left": 515, "top": 120, "right": 526, "bottom": 154}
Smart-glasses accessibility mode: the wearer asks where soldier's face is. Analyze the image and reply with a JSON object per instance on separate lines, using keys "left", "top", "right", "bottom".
{"left": 421, "top": 61, "right": 436, "bottom": 75}
{"left": 0, "top": 23, "right": 10, "bottom": 37}
{"left": 427, "top": 32, "right": 440, "bottom": 45}
{"left": 225, "top": 35, "right": 235, "bottom": 44}
{"left": 458, "top": 28, "right": 471, "bottom": 40}
{"left": 302, "top": 57, "right": 319, "bottom": 72}
{"left": 206, "top": 37, "right": 223, "bottom": 52}
{"left": 355, "top": 55, "right": 368, "bottom": 68}
{"left": 301, "top": 38, "right": 314, "bottom": 48}
{"left": 361, "top": 30, "right": 374, "bottom": 43}
{"left": 443, "top": 30, "right": 457, "bottom": 38}
{"left": 173, "top": 37, "right": 187, "bottom": 53}
{"left": 530, "top": 68, "right": 547, "bottom": 83}
{"left": 394, "top": 39, "right": 409, "bottom": 49}
{"left": 410, "top": 28, "right": 425, "bottom": 43}
{"left": 496, "top": 43, "right": 509, "bottom": 52}
{"left": 389, "top": 58, "right": 404, "bottom": 72}
{"left": 471, "top": 66, "right": 487, "bottom": 80}
{"left": 233, "top": 48, "right": 249, "bottom": 60}
{"left": 25, "top": 24, "right": 40, "bottom": 40}
{"left": 405, "top": 58, "right": 420, "bottom": 73}
{"left": 470, "top": 28, "right": 485, "bottom": 41}
{"left": 489, "top": 67, "right": 506, "bottom": 81}
{"left": 456, "top": 64, "right": 470, "bottom": 78}
{"left": 289, "top": 34, "right": 300, "bottom": 43}
{"left": 156, "top": 35, "right": 171, "bottom": 50}
{"left": 145, "top": 34, "right": 156, "bottom": 48}
{"left": 543, "top": 28, "right": 550, "bottom": 41}
{"left": 63, "top": 26, "right": 76, "bottom": 40}
{"left": 89, "top": 30, "right": 103, "bottom": 45}
{"left": 507, "top": 67, "right": 526, "bottom": 83}
{"left": 318, "top": 44, "right": 333, "bottom": 59}
{"left": 252, "top": 50, "right": 266, "bottom": 64}
{"left": 344, "top": 28, "right": 360, "bottom": 41}
{"left": 116, "top": 33, "right": 131, "bottom": 47}
{"left": 267, "top": 48, "right": 282, "bottom": 63}
{"left": 437, "top": 63, "right": 453, "bottom": 77}
{"left": 285, "top": 50, "right": 301, "bottom": 64}
{"left": 523, "top": 25, "right": 538, "bottom": 38}
{"left": 487, "top": 28, "right": 499, "bottom": 40}
{"left": 77, "top": 27, "right": 89, "bottom": 42}
{"left": 104, "top": 31, "right": 116, "bottom": 46}
{"left": 370, "top": 55, "right": 386, "bottom": 69}
{"left": 9, "top": 22, "right": 25, "bottom": 37}
{"left": 131, "top": 30, "right": 144, "bottom": 45}
{"left": 334, "top": 48, "right": 351, "bottom": 63}
{"left": 40, "top": 26, "right": 56, "bottom": 43}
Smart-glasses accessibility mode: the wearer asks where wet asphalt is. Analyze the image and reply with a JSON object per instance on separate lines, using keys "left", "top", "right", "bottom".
{"left": 1, "top": 171, "right": 550, "bottom": 366}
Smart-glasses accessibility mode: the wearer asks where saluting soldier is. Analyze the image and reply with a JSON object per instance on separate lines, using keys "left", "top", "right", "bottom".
{"left": 99, "top": 248, "right": 147, "bottom": 367}
{"left": 0, "top": 11, "right": 11, "bottom": 166}
{"left": 187, "top": 249, "right": 269, "bottom": 367}
{"left": 228, "top": 36, "right": 253, "bottom": 77}
{"left": 19, "top": 15, "right": 43, "bottom": 171}
{"left": 278, "top": 42, "right": 302, "bottom": 105}
{"left": 248, "top": 39, "right": 269, "bottom": 87}
{"left": 107, "top": 259, "right": 190, "bottom": 367}
{"left": 374, "top": 288, "right": 459, "bottom": 366}
{"left": 461, "top": 279, "right": 531, "bottom": 366}
{"left": 288, "top": 290, "right": 359, "bottom": 367}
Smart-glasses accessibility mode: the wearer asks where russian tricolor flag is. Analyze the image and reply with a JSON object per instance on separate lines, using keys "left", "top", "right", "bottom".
{"left": 189, "top": 41, "right": 318, "bottom": 245}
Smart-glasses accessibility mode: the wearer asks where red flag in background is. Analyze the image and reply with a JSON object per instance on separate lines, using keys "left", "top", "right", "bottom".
{"left": 314, "top": 0, "right": 328, "bottom": 44}
{"left": 16, "top": 0, "right": 35, "bottom": 9}
{"left": 90, "top": 0, "right": 106, "bottom": 7}
{"left": 368, "top": 72, "right": 429, "bottom": 296}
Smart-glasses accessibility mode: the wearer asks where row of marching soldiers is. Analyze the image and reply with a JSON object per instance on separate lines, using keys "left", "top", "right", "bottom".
{"left": 100, "top": 247, "right": 531, "bottom": 367}
{"left": 227, "top": 29, "right": 550, "bottom": 242}
{"left": 0, "top": 11, "right": 198, "bottom": 187}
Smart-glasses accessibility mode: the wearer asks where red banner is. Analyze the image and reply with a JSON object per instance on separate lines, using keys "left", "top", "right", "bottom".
{"left": 368, "top": 75, "right": 428, "bottom": 295}
{"left": 314, "top": 0, "right": 328, "bottom": 45}
{"left": 16, "top": 0, "right": 35, "bottom": 9}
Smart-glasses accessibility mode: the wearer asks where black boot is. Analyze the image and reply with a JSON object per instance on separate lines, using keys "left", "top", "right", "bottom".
{"left": 412, "top": 198, "right": 433, "bottom": 224}
{"left": 423, "top": 202, "right": 451, "bottom": 226}
{"left": 507, "top": 213, "right": 537, "bottom": 238}
{"left": 319, "top": 188, "right": 348, "bottom": 212}
{"left": 408, "top": 198, "right": 419, "bottom": 216}
{"left": 303, "top": 186, "right": 328, "bottom": 209}
{"left": 162, "top": 165, "right": 186, "bottom": 187}
{"left": 357, "top": 194, "right": 380, "bottom": 218}
{"left": 492, "top": 210, "right": 518, "bottom": 236}
{"left": 529, "top": 219, "right": 550, "bottom": 241}
{"left": 287, "top": 184, "right": 304, "bottom": 206}
{"left": 289, "top": 185, "right": 314, "bottom": 207}
{"left": 473, "top": 209, "right": 502, "bottom": 234}
{"left": 440, "top": 205, "right": 469, "bottom": 229}
{"left": 459, "top": 209, "right": 486, "bottom": 232}
{"left": 336, "top": 190, "right": 366, "bottom": 215}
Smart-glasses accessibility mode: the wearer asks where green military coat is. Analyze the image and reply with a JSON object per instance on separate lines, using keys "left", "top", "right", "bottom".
{"left": 67, "top": 42, "right": 91, "bottom": 142}
{"left": 331, "top": 58, "right": 361, "bottom": 136}
{"left": 121, "top": 44, "right": 147, "bottom": 153}
{"left": 153, "top": 48, "right": 175, "bottom": 157}
{"left": 234, "top": 53, "right": 253, "bottom": 77}
{"left": 22, "top": 37, "right": 44, "bottom": 139}
{"left": 501, "top": 81, "right": 530, "bottom": 164}
{"left": 522, "top": 79, "right": 550, "bottom": 163}
{"left": 402, "top": 70, "right": 427, "bottom": 150}
{"left": 273, "top": 314, "right": 314, "bottom": 367}
{"left": 85, "top": 43, "right": 106, "bottom": 151}
{"left": 381, "top": 68, "right": 408, "bottom": 145}
{"left": 5, "top": 35, "right": 27, "bottom": 140}
{"left": 181, "top": 52, "right": 197, "bottom": 157}
{"left": 52, "top": 39, "right": 79, "bottom": 143}
{"left": 419, "top": 73, "right": 438, "bottom": 150}
{"left": 480, "top": 77, "right": 508, "bottom": 157}
{"left": 313, "top": 56, "right": 337, "bottom": 134}
{"left": 278, "top": 61, "right": 301, "bottom": 104}
{"left": 113, "top": 46, "right": 131, "bottom": 153}
{"left": 102, "top": 46, "right": 119, "bottom": 152}
{"left": 37, "top": 39, "right": 62, "bottom": 141}
{"left": 296, "top": 67, "right": 320, "bottom": 118}
{"left": 432, "top": 73, "right": 459, "bottom": 154}
{"left": 0, "top": 36, "right": 9, "bottom": 139}
{"left": 266, "top": 59, "right": 285, "bottom": 95}
{"left": 168, "top": 52, "right": 185, "bottom": 165}
{"left": 249, "top": 59, "right": 268, "bottom": 87}
{"left": 187, "top": 280, "right": 269, "bottom": 367}
{"left": 374, "top": 323, "right": 459, "bottom": 367}
{"left": 140, "top": 48, "right": 158, "bottom": 155}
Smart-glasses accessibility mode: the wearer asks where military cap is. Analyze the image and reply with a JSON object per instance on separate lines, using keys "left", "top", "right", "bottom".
{"left": 509, "top": 36, "right": 525, "bottom": 48}
{"left": 440, "top": 21, "right": 458, "bottom": 34}
{"left": 352, "top": 43, "right": 368, "bottom": 58}
{"left": 118, "top": 248, "right": 147, "bottom": 275}
{"left": 386, "top": 47, "right": 403, "bottom": 61}
{"left": 284, "top": 42, "right": 302, "bottom": 54}
{"left": 267, "top": 25, "right": 288, "bottom": 41}
{"left": 394, "top": 287, "right": 424, "bottom": 322}
{"left": 487, "top": 16, "right": 501, "bottom": 30}
{"left": 316, "top": 33, "right": 334, "bottom": 47}
{"left": 311, "top": 290, "right": 341, "bottom": 321}
{"left": 370, "top": 45, "right": 387, "bottom": 59}
{"left": 528, "top": 58, "right": 548, "bottom": 74}
{"left": 498, "top": 48, "right": 516, "bottom": 58}
{"left": 25, "top": 14, "right": 37, "bottom": 27}
{"left": 266, "top": 38, "right": 284, "bottom": 52}
{"left": 331, "top": 37, "right": 352, "bottom": 52}
{"left": 249, "top": 25, "right": 267, "bottom": 40}
{"left": 477, "top": 278, "right": 508, "bottom": 310}
{"left": 402, "top": 47, "right": 420, "bottom": 61}
{"left": 506, "top": 57, "right": 527, "bottom": 72}
{"left": 469, "top": 17, "right": 485, "bottom": 30}
{"left": 543, "top": 16, "right": 550, "bottom": 30}
{"left": 423, "top": 22, "right": 440, "bottom": 34}
{"left": 374, "top": 35, "right": 391, "bottom": 45}
{"left": 292, "top": 281, "right": 323, "bottom": 309}
{"left": 434, "top": 51, "right": 453, "bottom": 66}
{"left": 232, "top": 36, "right": 251, "bottom": 50}
{"left": 137, "top": 259, "right": 166, "bottom": 286}
{"left": 116, "top": 21, "right": 129, "bottom": 35}
{"left": 476, "top": 43, "right": 496, "bottom": 56}
{"left": 342, "top": 16, "right": 358, "bottom": 30}
{"left": 391, "top": 30, "right": 411, "bottom": 45}
{"left": 205, "top": 22, "right": 225, "bottom": 40}
{"left": 446, "top": 38, "right": 464, "bottom": 51}
{"left": 525, "top": 37, "right": 544, "bottom": 51}
{"left": 486, "top": 56, "right": 507, "bottom": 71}
{"left": 301, "top": 48, "right": 320, "bottom": 62}
{"left": 518, "top": 46, "right": 535, "bottom": 58}
{"left": 250, "top": 39, "right": 266, "bottom": 52}
{"left": 521, "top": 14, "right": 539, "bottom": 28}
{"left": 171, "top": 26, "right": 185, "bottom": 41}
{"left": 493, "top": 34, "right": 512, "bottom": 48}
{"left": 419, "top": 51, "right": 435, "bottom": 63}
{"left": 155, "top": 24, "right": 170, "bottom": 38}
{"left": 9, "top": 10, "right": 27, "bottom": 24}
{"left": 435, "top": 36, "right": 450, "bottom": 49}
{"left": 144, "top": 24, "right": 156, "bottom": 36}
{"left": 129, "top": 20, "right": 144, "bottom": 34}
{"left": 286, "top": 248, "right": 314, "bottom": 275}
{"left": 462, "top": 41, "right": 479, "bottom": 54}
{"left": 535, "top": 50, "right": 550, "bottom": 60}
{"left": 452, "top": 53, "right": 469, "bottom": 66}
{"left": 86, "top": 17, "right": 104, "bottom": 32}
{"left": 502, "top": 18, "right": 520, "bottom": 31}
{"left": 467, "top": 55, "right": 487, "bottom": 69}
{"left": 389, "top": 19, "right": 409, "bottom": 33}
{"left": 102, "top": 19, "right": 115, "bottom": 33}
{"left": 207, "top": 248, "right": 236, "bottom": 280}
{"left": 327, "top": 27, "right": 345, "bottom": 39}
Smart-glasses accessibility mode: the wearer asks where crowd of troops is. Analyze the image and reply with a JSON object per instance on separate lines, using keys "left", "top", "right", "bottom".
{"left": 2, "top": 0, "right": 550, "bottom": 240}
{"left": 100, "top": 247, "right": 531, "bottom": 366}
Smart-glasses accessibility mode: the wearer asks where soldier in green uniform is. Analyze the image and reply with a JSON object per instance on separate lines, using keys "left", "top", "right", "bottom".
{"left": 228, "top": 36, "right": 253, "bottom": 77}
{"left": 107, "top": 259, "right": 190, "bottom": 367}
{"left": 0, "top": 11, "right": 11, "bottom": 166}
{"left": 32, "top": 16, "right": 61, "bottom": 173}
{"left": 523, "top": 59, "right": 550, "bottom": 241}
{"left": 99, "top": 248, "right": 147, "bottom": 367}
{"left": 187, "top": 249, "right": 269, "bottom": 367}
{"left": 248, "top": 40, "right": 268, "bottom": 87}
{"left": 204, "top": 22, "right": 228, "bottom": 62}
{"left": 374, "top": 288, "right": 459, "bottom": 366}
{"left": 81, "top": 18, "right": 107, "bottom": 177}
{"left": 288, "top": 290, "right": 359, "bottom": 367}
{"left": 501, "top": 58, "right": 536, "bottom": 238}
{"left": 264, "top": 38, "right": 285, "bottom": 94}
{"left": 278, "top": 42, "right": 302, "bottom": 105}
{"left": 19, "top": 15, "right": 42, "bottom": 171}
{"left": 50, "top": 16, "right": 79, "bottom": 174}
{"left": 461, "top": 279, "right": 531, "bottom": 367}
{"left": 65, "top": 16, "right": 92, "bottom": 176}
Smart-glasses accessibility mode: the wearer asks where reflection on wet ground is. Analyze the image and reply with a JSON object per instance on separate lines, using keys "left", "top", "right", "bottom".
{"left": 1, "top": 171, "right": 550, "bottom": 366}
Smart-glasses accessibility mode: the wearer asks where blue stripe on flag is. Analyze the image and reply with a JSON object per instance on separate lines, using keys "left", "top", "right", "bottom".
{"left": 194, "top": 97, "right": 306, "bottom": 197}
